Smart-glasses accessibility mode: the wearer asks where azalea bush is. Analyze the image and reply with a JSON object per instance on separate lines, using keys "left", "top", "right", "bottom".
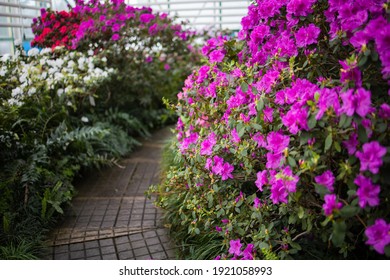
{"left": 156, "top": 0, "right": 390, "bottom": 259}
{"left": 31, "top": 0, "right": 200, "bottom": 127}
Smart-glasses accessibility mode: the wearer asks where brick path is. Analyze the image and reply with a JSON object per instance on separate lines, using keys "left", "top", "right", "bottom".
{"left": 46, "top": 127, "right": 176, "bottom": 260}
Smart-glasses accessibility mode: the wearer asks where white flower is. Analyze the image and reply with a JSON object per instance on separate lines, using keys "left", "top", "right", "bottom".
{"left": 81, "top": 116, "right": 89, "bottom": 123}
{"left": 11, "top": 87, "right": 22, "bottom": 97}
{"left": 28, "top": 87, "right": 36, "bottom": 96}
{"left": 57, "top": 88, "right": 64, "bottom": 96}
{"left": 101, "top": 57, "right": 107, "bottom": 63}
{"left": 40, "top": 48, "right": 52, "bottom": 55}
{"left": 88, "top": 50, "right": 94, "bottom": 56}
{"left": 0, "top": 54, "right": 11, "bottom": 62}
{"left": 28, "top": 48, "right": 40, "bottom": 57}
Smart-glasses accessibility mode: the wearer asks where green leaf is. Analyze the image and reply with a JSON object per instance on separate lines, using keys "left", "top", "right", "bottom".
{"left": 334, "top": 141, "right": 341, "bottom": 153}
{"left": 339, "top": 205, "right": 359, "bottom": 218}
{"left": 241, "top": 82, "right": 248, "bottom": 92}
{"left": 257, "top": 98, "right": 264, "bottom": 112}
{"left": 324, "top": 134, "right": 333, "bottom": 151}
{"left": 288, "top": 156, "right": 297, "bottom": 167}
{"left": 331, "top": 220, "right": 346, "bottom": 247}
{"left": 358, "top": 55, "right": 368, "bottom": 67}
{"left": 298, "top": 207, "right": 305, "bottom": 219}
{"left": 314, "top": 183, "right": 330, "bottom": 197}
{"left": 358, "top": 125, "right": 368, "bottom": 143}
{"left": 385, "top": 245, "right": 390, "bottom": 257}
{"left": 308, "top": 114, "right": 317, "bottom": 130}
{"left": 194, "top": 228, "right": 200, "bottom": 235}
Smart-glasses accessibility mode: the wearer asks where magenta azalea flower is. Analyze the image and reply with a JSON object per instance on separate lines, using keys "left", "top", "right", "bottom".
{"left": 279, "top": 166, "right": 299, "bottom": 193}
{"left": 255, "top": 170, "right": 268, "bottom": 191}
{"left": 139, "top": 13, "right": 155, "bottom": 23}
{"left": 231, "top": 128, "right": 240, "bottom": 143}
{"left": 266, "top": 152, "right": 284, "bottom": 169}
{"left": 215, "top": 226, "right": 222, "bottom": 232}
{"left": 252, "top": 132, "right": 266, "bottom": 148}
{"left": 295, "top": 23, "right": 321, "bottom": 47}
{"left": 242, "top": 244, "right": 255, "bottom": 260}
{"left": 267, "top": 131, "right": 290, "bottom": 154}
{"left": 356, "top": 141, "right": 387, "bottom": 174}
{"left": 200, "top": 133, "right": 216, "bottom": 156}
{"left": 111, "top": 33, "right": 120, "bottom": 41}
{"left": 365, "top": 219, "right": 390, "bottom": 254}
{"left": 343, "top": 133, "right": 359, "bottom": 155}
{"left": 315, "top": 170, "right": 335, "bottom": 192}
{"left": 379, "top": 103, "right": 390, "bottom": 119}
{"left": 316, "top": 87, "right": 341, "bottom": 120}
{"left": 270, "top": 181, "right": 288, "bottom": 204}
{"left": 221, "top": 162, "right": 234, "bottom": 181}
{"left": 253, "top": 197, "right": 261, "bottom": 208}
{"left": 341, "top": 88, "right": 372, "bottom": 118}
{"left": 263, "top": 106, "right": 274, "bottom": 123}
{"left": 209, "top": 50, "right": 225, "bottom": 63}
{"left": 287, "top": 0, "right": 316, "bottom": 17}
{"left": 322, "top": 194, "right": 342, "bottom": 216}
{"left": 228, "top": 239, "right": 242, "bottom": 256}
{"left": 354, "top": 175, "right": 380, "bottom": 208}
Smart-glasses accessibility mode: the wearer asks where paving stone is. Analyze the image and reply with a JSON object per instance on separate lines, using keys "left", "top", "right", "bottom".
{"left": 132, "top": 240, "right": 146, "bottom": 249}
{"left": 102, "top": 254, "right": 117, "bottom": 260}
{"left": 70, "top": 250, "right": 85, "bottom": 259}
{"left": 54, "top": 252, "right": 69, "bottom": 260}
{"left": 134, "top": 247, "right": 149, "bottom": 257}
{"left": 101, "top": 246, "right": 116, "bottom": 255}
{"left": 118, "top": 250, "right": 135, "bottom": 260}
{"left": 69, "top": 243, "right": 84, "bottom": 252}
{"left": 99, "top": 239, "right": 114, "bottom": 247}
{"left": 148, "top": 244, "right": 164, "bottom": 254}
{"left": 85, "top": 248, "right": 100, "bottom": 258}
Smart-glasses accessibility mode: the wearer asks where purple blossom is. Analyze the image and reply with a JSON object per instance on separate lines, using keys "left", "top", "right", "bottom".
{"left": 340, "top": 60, "right": 362, "bottom": 87}
{"left": 221, "top": 162, "right": 234, "bottom": 181}
{"left": 287, "top": 0, "right": 316, "bottom": 17}
{"left": 322, "top": 194, "right": 342, "bottom": 216}
{"left": 200, "top": 132, "right": 216, "bottom": 156}
{"left": 221, "top": 219, "right": 229, "bottom": 224}
{"left": 164, "top": 64, "right": 170, "bottom": 71}
{"left": 356, "top": 141, "right": 387, "bottom": 174}
{"left": 228, "top": 239, "right": 242, "bottom": 256}
{"left": 295, "top": 24, "right": 321, "bottom": 47}
{"left": 379, "top": 103, "right": 390, "bottom": 119}
{"left": 281, "top": 104, "right": 309, "bottom": 134}
{"left": 267, "top": 131, "right": 290, "bottom": 154}
{"left": 211, "top": 155, "right": 224, "bottom": 175}
{"left": 205, "top": 158, "right": 212, "bottom": 170}
{"left": 111, "top": 33, "right": 120, "bottom": 41}
{"left": 315, "top": 170, "right": 335, "bottom": 192}
{"left": 252, "top": 132, "right": 266, "bottom": 148}
{"left": 341, "top": 88, "right": 372, "bottom": 118}
{"left": 231, "top": 128, "right": 240, "bottom": 143}
{"left": 216, "top": 226, "right": 222, "bottom": 232}
{"left": 365, "top": 219, "right": 390, "bottom": 254}
{"left": 139, "top": 13, "right": 155, "bottom": 23}
{"left": 278, "top": 166, "right": 299, "bottom": 193}
{"left": 266, "top": 152, "right": 284, "bottom": 169}
{"left": 343, "top": 133, "right": 359, "bottom": 155}
{"left": 270, "top": 180, "right": 288, "bottom": 204}
{"left": 196, "top": 65, "right": 210, "bottom": 84}
{"left": 209, "top": 50, "right": 225, "bottom": 63}
{"left": 255, "top": 170, "right": 268, "bottom": 191}
{"left": 253, "top": 197, "right": 261, "bottom": 208}
{"left": 250, "top": 24, "right": 270, "bottom": 45}
{"left": 263, "top": 106, "right": 274, "bottom": 123}
{"left": 354, "top": 175, "right": 380, "bottom": 208}
{"left": 242, "top": 244, "right": 254, "bottom": 260}
{"left": 316, "top": 87, "right": 341, "bottom": 120}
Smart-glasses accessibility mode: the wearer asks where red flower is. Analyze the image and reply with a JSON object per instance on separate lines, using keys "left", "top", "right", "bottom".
{"left": 60, "top": 26, "right": 67, "bottom": 34}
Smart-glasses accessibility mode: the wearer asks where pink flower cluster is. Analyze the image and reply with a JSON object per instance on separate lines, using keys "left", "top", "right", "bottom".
{"left": 175, "top": 0, "right": 390, "bottom": 256}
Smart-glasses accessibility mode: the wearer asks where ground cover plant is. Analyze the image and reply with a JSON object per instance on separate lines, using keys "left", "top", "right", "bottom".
{"left": 0, "top": 0, "right": 200, "bottom": 259}
{"left": 156, "top": 0, "right": 390, "bottom": 259}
